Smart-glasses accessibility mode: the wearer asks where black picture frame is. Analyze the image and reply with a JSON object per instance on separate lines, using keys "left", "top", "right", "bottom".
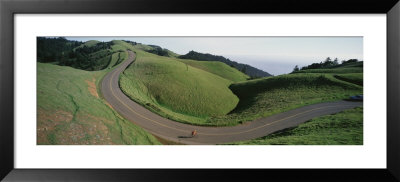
{"left": 1, "top": 0, "right": 399, "bottom": 181}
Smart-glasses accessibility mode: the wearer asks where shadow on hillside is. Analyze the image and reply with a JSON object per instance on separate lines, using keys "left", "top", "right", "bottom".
{"left": 227, "top": 95, "right": 258, "bottom": 114}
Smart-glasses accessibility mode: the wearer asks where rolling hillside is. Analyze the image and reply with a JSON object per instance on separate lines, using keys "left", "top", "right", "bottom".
{"left": 179, "top": 50, "right": 272, "bottom": 78}
{"left": 334, "top": 73, "right": 363, "bottom": 86}
{"left": 232, "top": 107, "right": 363, "bottom": 145}
{"left": 85, "top": 40, "right": 250, "bottom": 125}
{"left": 37, "top": 50, "right": 160, "bottom": 144}
{"left": 147, "top": 44, "right": 180, "bottom": 58}
{"left": 114, "top": 40, "right": 363, "bottom": 126}
{"left": 38, "top": 37, "right": 363, "bottom": 144}
{"left": 208, "top": 73, "right": 362, "bottom": 126}
{"left": 293, "top": 60, "right": 363, "bottom": 74}
{"left": 73, "top": 40, "right": 101, "bottom": 50}
{"left": 213, "top": 60, "right": 363, "bottom": 126}
{"left": 37, "top": 37, "right": 82, "bottom": 63}
{"left": 227, "top": 60, "right": 364, "bottom": 144}
{"left": 38, "top": 37, "right": 129, "bottom": 71}
{"left": 178, "top": 59, "right": 249, "bottom": 82}
{"left": 293, "top": 67, "right": 363, "bottom": 74}
{"left": 119, "top": 49, "right": 243, "bottom": 125}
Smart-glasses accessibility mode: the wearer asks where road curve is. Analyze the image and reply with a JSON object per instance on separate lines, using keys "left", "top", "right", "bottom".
{"left": 101, "top": 51, "right": 363, "bottom": 144}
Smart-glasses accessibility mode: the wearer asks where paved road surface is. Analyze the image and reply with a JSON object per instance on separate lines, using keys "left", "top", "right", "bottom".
{"left": 101, "top": 51, "right": 363, "bottom": 144}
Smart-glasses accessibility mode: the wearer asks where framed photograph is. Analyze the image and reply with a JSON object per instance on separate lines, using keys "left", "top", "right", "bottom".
{"left": 1, "top": 0, "right": 399, "bottom": 181}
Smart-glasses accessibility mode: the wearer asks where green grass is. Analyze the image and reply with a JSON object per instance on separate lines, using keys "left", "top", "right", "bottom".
{"left": 294, "top": 62, "right": 363, "bottom": 74}
{"left": 178, "top": 59, "right": 249, "bottom": 82}
{"left": 331, "top": 61, "right": 363, "bottom": 68}
{"left": 117, "top": 39, "right": 363, "bottom": 126}
{"left": 91, "top": 54, "right": 112, "bottom": 71}
{"left": 106, "top": 52, "right": 127, "bottom": 69}
{"left": 73, "top": 40, "right": 100, "bottom": 50}
{"left": 133, "top": 43, "right": 155, "bottom": 51}
{"left": 107, "top": 53, "right": 120, "bottom": 69}
{"left": 115, "top": 51, "right": 127, "bottom": 66}
{"left": 232, "top": 107, "right": 363, "bottom": 145}
{"left": 112, "top": 40, "right": 180, "bottom": 58}
{"left": 334, "top": 73, "right": 363, "bottom": 86}
{"left": 294, "top": 67, "right": 362, "bottom": 74}
{"left": 207, "top": 73, "right": 362, "bottom": 126}
{"left": 166, "top": 49, "right": 180, "bottom": 58}
{"left": 89, "top": 49, "right": 110, "bottom": 59}
{"left": 111, "top": 41, "right": 128, "bottom": 52}
{"left": 37, "top": 39, "right": 364, "bottom": 145}
{"left": 67, "top": 40, "right": 128, "bottom": 71}
{"left": 37, "top": 62, "right": 160, "bottom": 145}
{"left": 119, "top": 49, "right": 241, "bottom": 125}
{"left": 72, "top": 40, "right": 363, "bottom": 129}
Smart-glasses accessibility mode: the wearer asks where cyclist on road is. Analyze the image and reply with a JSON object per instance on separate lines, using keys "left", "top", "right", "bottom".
{"left": 191, "top": 130, "right": 197, "bottom": 138}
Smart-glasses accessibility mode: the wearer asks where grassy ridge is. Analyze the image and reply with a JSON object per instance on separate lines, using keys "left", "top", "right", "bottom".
{"left": 294, "top": 67, "right": 362, "bottom": 74}
{"left": 116, "top": 51, "right": 127, "bottom": 65}
{"left": 120, "top": 50, "right": 241, "bottom": 125}
{"left": 93, "top": 54, "right": 112, "bottom": 70}
{"left": 207, "top": 74, "right": 363, "bottom": 126}
{"left": 107, "top": 53, "right": 120, "bottom": 69}
{"left": 334, "top": 73, "right": 363, "bottom": 86}
{"left": 73, "top": 40, "right": 100, "bottom": 50}
{"left": 37, "top": 62, "right": 160, "bottom": 145}
{"left": 82, "top": 40, "right": 100, "bottom": 47}
{"left": 133, "top": 43, "right": 154, "bottom": 51}
{"left": 232, "top": 107, "right": 363, "bottom": 145}
{"left": 117, "top": 39, "right": 363, "bottom": 126}
{"left": 178, "top": 59, "right": 249, "bottom": 82}
{"left": 331, "top": 61, "right": 363, "bottom": 68}
{"left": 38, "top": 39, "right": 364, "bottom": 145}
{"left": 166, "top": 49, "right": 180, "bottom": 58}
{"left": 294, "top": 62, "right": 363, "bottom": 74}
{"left": 106, "top": 52, "right": 127, "bottom": 69}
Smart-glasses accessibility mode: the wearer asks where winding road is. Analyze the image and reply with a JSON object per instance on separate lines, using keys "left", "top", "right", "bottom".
{"left": 101, "top": 51, "right": 363, "bottom": 144}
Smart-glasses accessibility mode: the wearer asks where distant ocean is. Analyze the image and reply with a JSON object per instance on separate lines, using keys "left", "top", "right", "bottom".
{"left": 225, "top": 55, "right": 310, "bottom": 76}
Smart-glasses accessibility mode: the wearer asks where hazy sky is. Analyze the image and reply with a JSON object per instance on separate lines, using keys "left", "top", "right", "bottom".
{"left": 66, "top": 37, "right": 363, "bottom": 75}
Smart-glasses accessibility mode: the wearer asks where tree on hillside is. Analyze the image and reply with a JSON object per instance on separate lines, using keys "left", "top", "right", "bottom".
{"left": 322, "top": 57, "right": 333, "bottom": 67}
{"left": 124, "top": 40, "right": 137, "bottom": 45}
{"left": 240, "top": 66, "right": 247, "bottom": 74}
{"left": 341, "top": 59, "right": 359, "bottom": 64}
{"left": 292, "top": 65, "right": 300, "bottom": 72}
{"left": 347, "top": 59, "right": 359, "bottom": 63}
{"left": 299, "top": 58, "right": 361, "bottom": 72}
{"left": 333, "top": 58, "right": 339, "bottom": 66}
{"left": 37, "top": 37, "right": 82, "bottom": 63}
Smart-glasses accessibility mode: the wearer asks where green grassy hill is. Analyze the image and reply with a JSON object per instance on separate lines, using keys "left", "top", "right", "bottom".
{"left": 119, "top": 49, "right": 242, "bottom": 125}
{"left": 38, "top": 38, "right": 131, "bottom": 71}
{"left": 293, "top": 62, "right": 363, "bottom": 87}
{"left": 294, "top": 61, "right": 363, "bottom": 74}
{"left": 107, "top": 51, "right": 127, "bottom": 69}
{"left": 166, "top": 49, "right": 180, "bottom": 58}
{"left": 207, "top": 73, "right": 362, "bottom": 126}
{"left": 179, "top": 50, "right": 272, "bottom": 78}
{"left": 133, "top": 43, "right": 154, "bottom": 51}
{"left": 178, "top": 59, "right": 249, "bottom": 82}
{"left": 113, "top": 40, "right": 180, "bottom": 58}
{"left": 330, "top": 61, "right": 363, "bottom": 68}
{"left": 334, "top": 73, "right": 363, "bottom": 86}
{"left": 117, "top": 40, "right": 363, "bottom": 126}
{"left": 37, "top": 38, "right": 364, "bottom": 145}
{"left": 37, "top": 61, "right": 160, "bottom": 145}
{"left": 293, "top": 67, "right": 362, "bottom": 74}
{"left": 73, "top": 40, "right": 101, "bottom": 50}
{"left": 231, "top": 107, "right": 363, "bottom": 145}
